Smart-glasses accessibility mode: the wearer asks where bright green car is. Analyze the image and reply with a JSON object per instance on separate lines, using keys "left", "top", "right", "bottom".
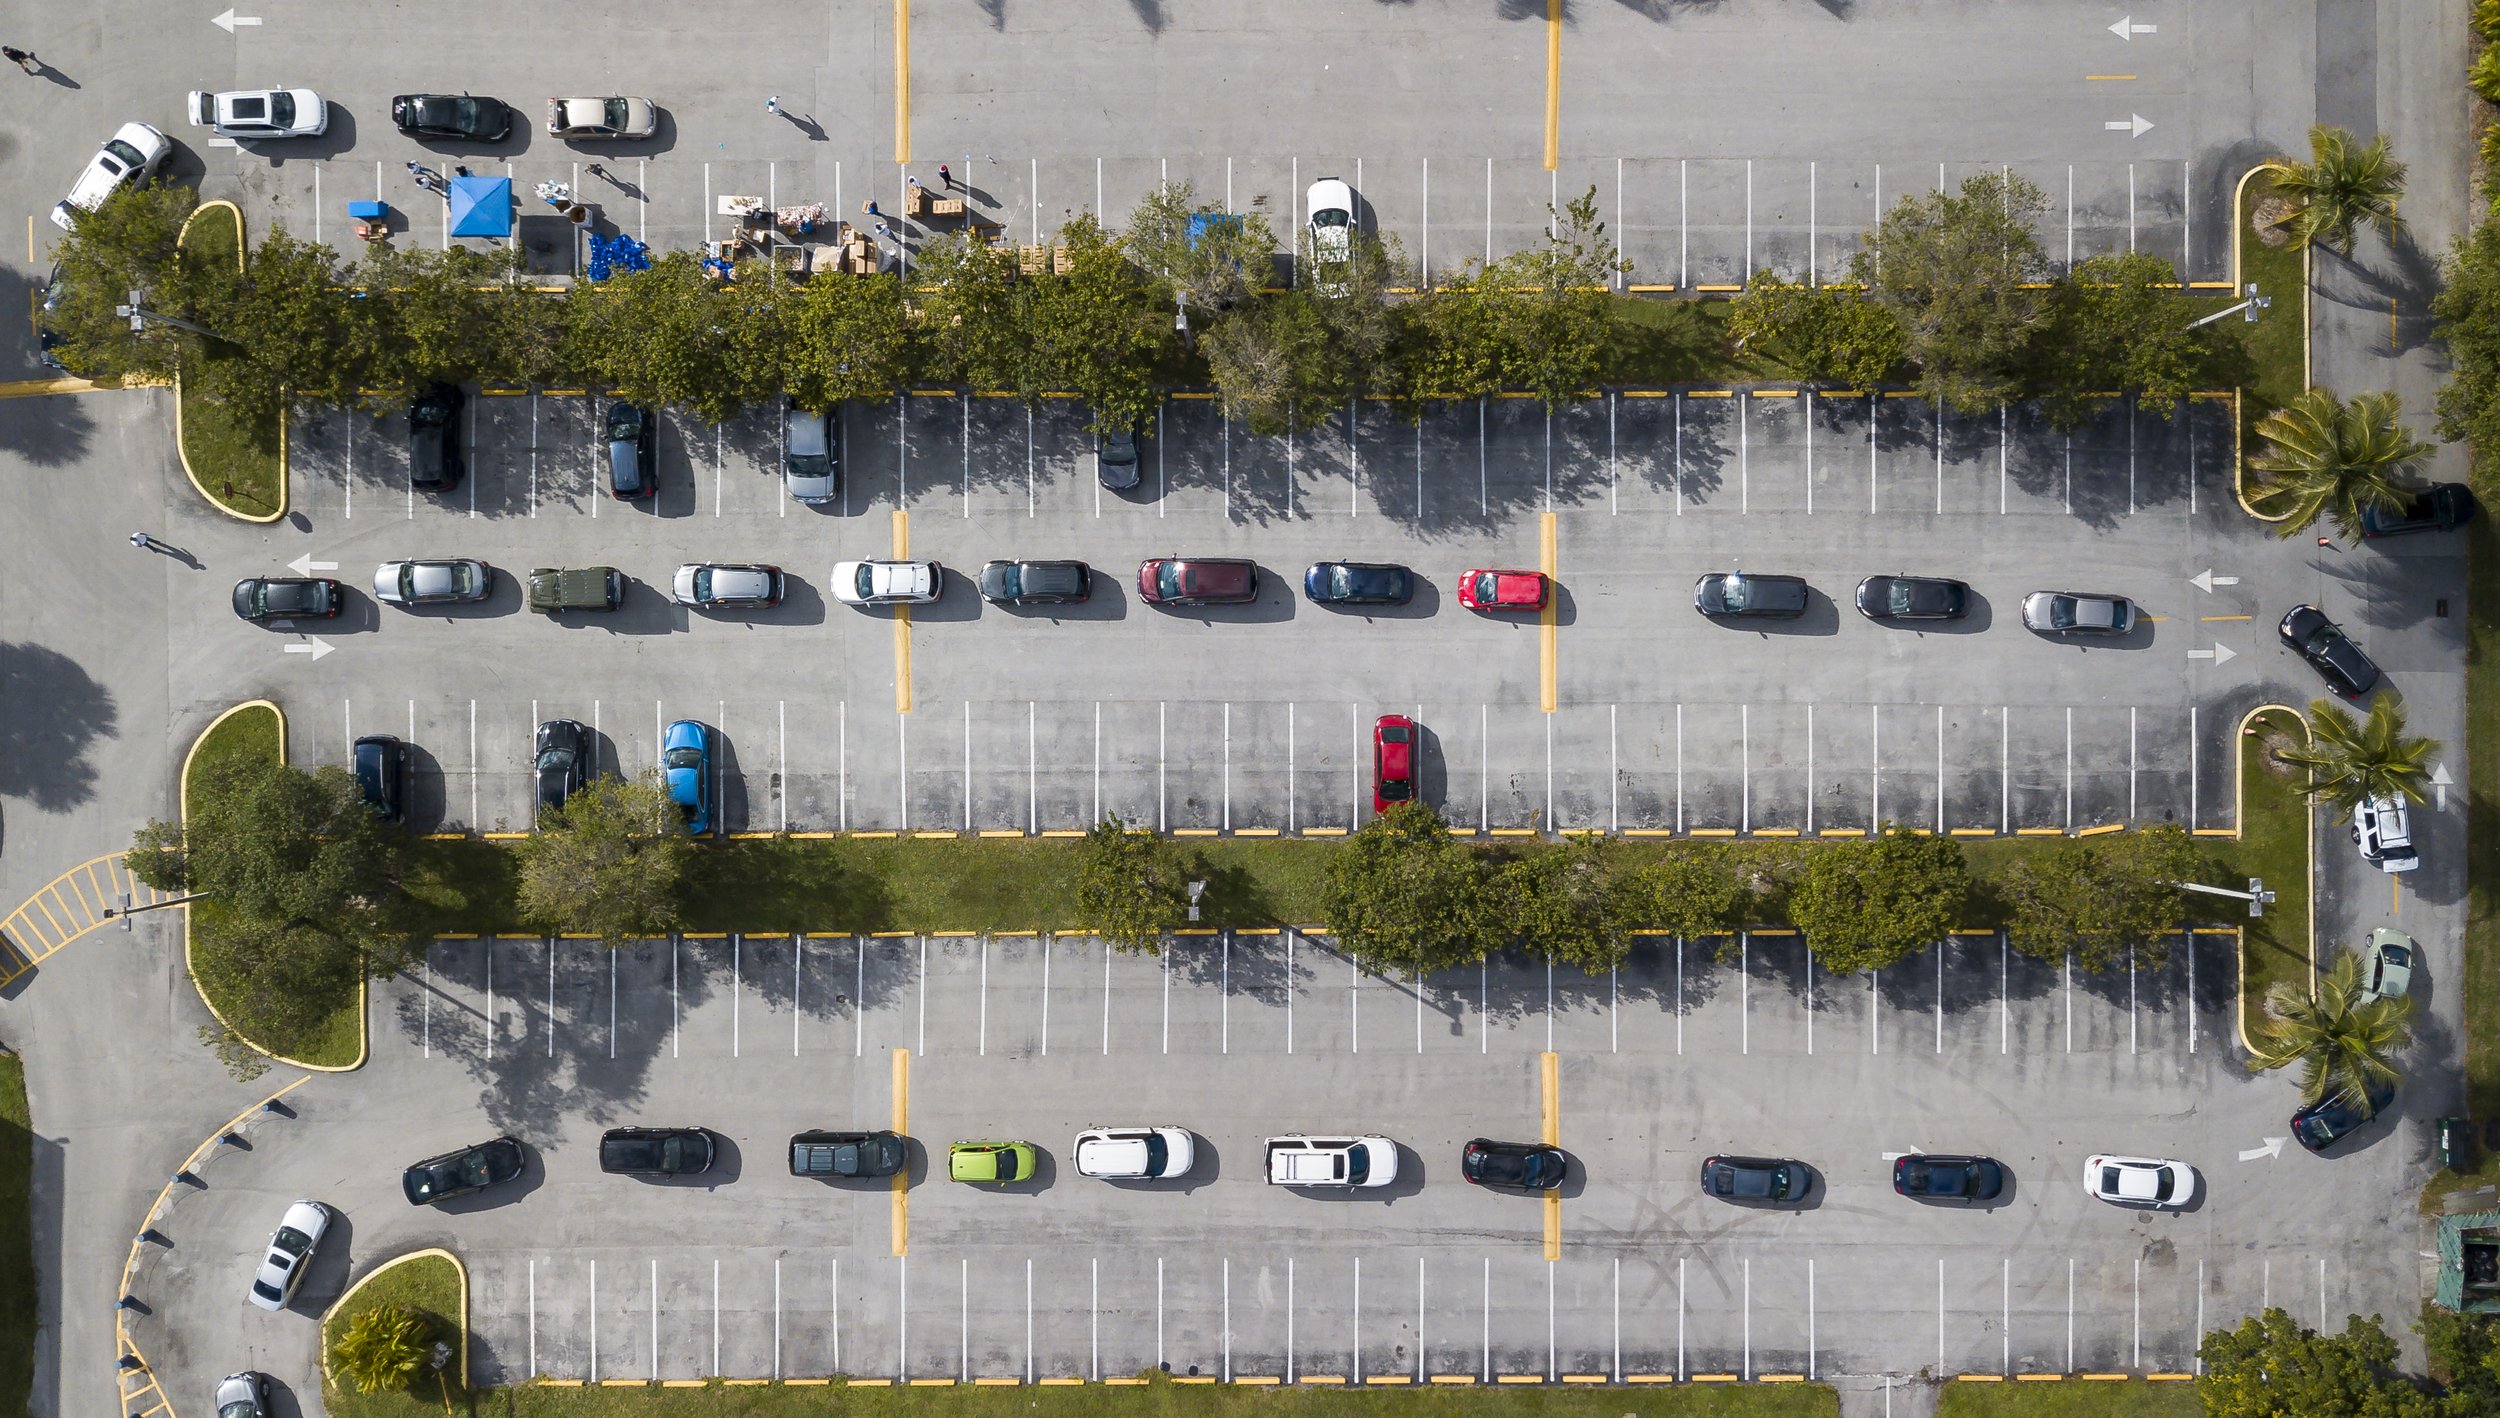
{"left": 948, "top": 1140, "right": 1038, "bottom": 1185}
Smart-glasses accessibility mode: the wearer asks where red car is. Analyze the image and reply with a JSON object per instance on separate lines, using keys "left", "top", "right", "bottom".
{"left": 1458, "top": 568, "right": 1547, "bottom": 612}
{"left": 1373, "top": 714, "right": 1416, "bottom": 812}
{"left": 1138, "top": 557, "right": 1258, "bottom": 607}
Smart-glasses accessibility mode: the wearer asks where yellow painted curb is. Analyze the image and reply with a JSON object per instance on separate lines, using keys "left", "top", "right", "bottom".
{"left": 180, "top": 700, "right": 367, "bottom": 1072}
{"left": 172, "top": 200, "right": 287, "bottom": 524}
{"left": 2230, "top": 162, "right": 2309, "bottom": 524}
{"left": 319, "top": 1248, "right": 470, "bottom": 1396}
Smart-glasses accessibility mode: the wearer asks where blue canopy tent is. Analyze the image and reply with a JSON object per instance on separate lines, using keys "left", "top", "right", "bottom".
{"left": 446, "top": 176, "right": 512, "bottom": 239}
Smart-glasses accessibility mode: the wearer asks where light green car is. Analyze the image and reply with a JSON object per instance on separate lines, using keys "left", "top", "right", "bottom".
{"left": 948, "top": 1140, "right": 1038, "bottom": 1185}
{"left": 2360, "top": 928, "right": 2415, "bottom": 1002}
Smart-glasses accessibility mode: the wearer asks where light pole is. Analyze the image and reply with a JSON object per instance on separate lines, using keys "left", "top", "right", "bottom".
{"left": 2174, "top": 877, "right": 2276, "bottom": 918}
{"left": 2187, "top": 282, "right": 2271, "bottom": 329}
{"left": 103, "top": 891, "right": 208, "bottom": 931}
{"left": 115, "top": 290, "right": 227, "bottom": 342}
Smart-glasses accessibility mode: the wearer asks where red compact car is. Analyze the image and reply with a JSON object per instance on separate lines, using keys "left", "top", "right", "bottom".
{"left": 1458, "top": 568, "right": 1547, "bottom": 612}
{"left": 1373, "top": 714, "right": 1416, "bottom": 813}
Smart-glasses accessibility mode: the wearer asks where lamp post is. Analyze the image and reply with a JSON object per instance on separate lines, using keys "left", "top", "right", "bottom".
{"left": 103, "top": 892, "right": 207, "bottom": 932}
{"left": 115, "top": 290, "right": 227, "bottom": 342}
{"left": 2173, "top": 877, "right": 2275, "bottom": 918}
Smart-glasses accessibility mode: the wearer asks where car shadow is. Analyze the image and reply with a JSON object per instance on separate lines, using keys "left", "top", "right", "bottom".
{"left": 286, "top": 1206, "right": 355, "bottom": 1311}
{"left": 268, "top": 104, "right": 362, "bottom": 164}
{"left": 910, "top": 567, "right": 984, "bottom": 623}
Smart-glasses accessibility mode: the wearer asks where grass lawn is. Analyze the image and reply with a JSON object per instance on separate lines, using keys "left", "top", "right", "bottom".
{"left": 1934, "top": 1379, "right": 2201, "bottom": 1418}
{"left": 174, "top": 203, "right": 283, "bottom": 518}
{"left": 2231, "top": 707, "right": 2316, "bottom": 1048}
{"left": 487, "top": 1379, "right": 1835, "bottom": 1418}
{"left": 185, "top": 705, "right": 363, "bottom": 1068}
{"left": 0, "top": 1051, "right": 32, "bottom": 1418}
{"left": 323, "top": 1253, "right": 466, "bottom": 1418}
{"left": 2233, "top": 167, "right": 2311, "bottom": 521}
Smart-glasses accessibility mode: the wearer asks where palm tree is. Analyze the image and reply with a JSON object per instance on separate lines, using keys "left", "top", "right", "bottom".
{"left": 2248, "top": 387, "right": 2432, "bottom": 539}
{"left": 332, "top": 1302, "right": 434, "bottom": 1395}
{"left": 2274, "top": 694, "right": 2438, "bottom": 818}
{"left": 2247, "top": 948, "right": 2411, "bottom": 1106}
{"left": 2273, "top": 125, "right": 2408, "bottom": 257}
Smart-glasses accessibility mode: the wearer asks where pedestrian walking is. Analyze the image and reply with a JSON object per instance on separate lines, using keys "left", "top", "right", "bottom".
{"left": 873, "top": 221, "right": 895, "bottom": 241}
{"left": 3, "top": 46, "right": 37, "bottom": 73}
{"left": 906, "top": 173, "right": 922, "bottom": 191}
{"left": 864, "top": 199, "right": 881, "bottom": 218}
{"left": 129, "top": 532, "right": 154, "bottom": 551}
{"left": 585, "top": 162, "right": 606, "bottom": 180}
{"left": 405, "top": 160, "right": 429, "bottom": 179}
{"left": 765, "top": 94, "right": 780, "bottom": 115}
{"left": 938, "top": 164, "right": 954, "bottom": 190}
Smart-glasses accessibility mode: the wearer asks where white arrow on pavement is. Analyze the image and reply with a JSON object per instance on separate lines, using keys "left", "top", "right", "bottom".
{"left": 2103, "top": 113, "right": 2156, "bottom": 139}
{"left": 283, "top": 638, "right": 335, "bottom": 662}
{"left": 1881, "top": 1150, "right": 1926, "bottom": 1162}
{"left": 2238, "top": 1137, "right": 2286, "bottom": 1162}
{"left": 287, "top": 553, "right": 338, "bottom": 576}
{"left": 2187, "top": 643, "right": 2238, "bottom": 666}
{"left": 208, "top": 139, "right": 238, "bottom": 149}
{"left": 2189, "top": 570, "right": 2241, "bottom": 594}
{"left": 2108, "top": 16, "right": 2158, "bottom": 40}
{"left": 2434, "top": 763, "right": 2455, "bottom": 811}
{"left": 212, "top": 8, "right": 262, "bottom": 30}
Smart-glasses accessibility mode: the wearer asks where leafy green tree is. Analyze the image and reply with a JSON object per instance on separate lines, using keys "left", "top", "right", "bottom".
{"left": 783, "top": 266, "right": 913, "bottom": 409}
{"left": 1615, "top": 849, "right": 1748, "bottom": 939}
{"left": 1852, "top": 170, "right": 2051, "bottom": 414}
{"left": 358, "top": 245, "right": 523, "bottom": 396}
{"left": 562, "top": 250, "right": 783, "bottom": 422}
{"left": 1402, "top": 268, "right": 1509, "bottom": 406}
{"left": 1496, "top": 837, "right": 1638, "bottom": 973}
{"left": 2432, "top": 218, "right": 2500, "bottom": 457}
{"left": 146, "top": 757, "right": 399, "bottom": 933}
{"left": 1726, "top": 273, "right": 1907, "bottom": 388}
{"left": 2273, "top": 126, "right": 2409, "bottom": 258}
{"left": 1027, "top": 213, "right": 1168, "bottom": 434}
{"left": 1202, "top": 288, "right": 1344, "bottom": 436}
{"left": 1124, "top": 180, "right": 1278, "bottom": 314}
{"left": 2199, "top": 1309, "right": 2440, "bottom": 1418}
{"left": 1322, "top": 803, "right": 1495, "bottom": 973}
{"left": 1073, "top": 815, "right": 1184, "bottom": 954}
{"left": 2276, "top": 694, "right": 2438, "bottom": 820}
{"left": 512, "top": 773, "right": 689, "bottom": 947}
{"left": 1788, "top": 827, "right": 1970, "bottom": 974}
{"left": 193, "top": 231, "right": 375, "bottom": 424}
{"left": 2248, "top": 388, "right": 2432, "bottom": 538}
{"left": 333, "top": 1301, "right": 436, "bottom": 1395}
{"left": 41, "top": 181, "right": 204, "bottom": 381}
{"left": 191, "top": 914, "right": 367, "bottom": 1065}
{"left": 1309, "top": 228, "right": 1415, "bottom": 393}
{"left": 909, "top": 231, "right": 1028, "bottom": 394}
{"left": 2035, "top": 251, "right": 2216, "bottom": 431}
{"left": 1997, "top": 824, "right": 2203, "bottom": 973}
{"left": 1478, "top": 187, "right": 1628, "bottom": 409}
{"left": 2247, "top": 948, "right": 2412, "bottom": 1106}
{"left": 2420, "top": 1309, "right": 2500, "bottom": 1411}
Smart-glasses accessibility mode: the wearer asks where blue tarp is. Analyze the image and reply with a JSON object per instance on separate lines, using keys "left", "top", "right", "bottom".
{"left": 446, "top": 176, "right": 513, "bottom": 238}
{"left": 1186, "top": 212, "right": 1242, "bottom": 248}
{"left": 586, "top": 232, "right": 650, "bottom": 282}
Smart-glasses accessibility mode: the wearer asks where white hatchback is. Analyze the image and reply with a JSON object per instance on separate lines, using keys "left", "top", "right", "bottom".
{"left": 1074, "top": 1127, "right": 1196, "bottom": 1180}
{"left": 188, "top": 89, "right": 328, "bottom": 139}
{"left": 1305, "top": 177, "right": 1355, "bottom": 295}
{"left": 832, "top": 559, "right": 942, "bottom": 606}
{"left": 53, "top": 121, "right": 171, "bottom": 229}
{"left": 2082, "top": 1154, "right": 2194, "bottom": 1210}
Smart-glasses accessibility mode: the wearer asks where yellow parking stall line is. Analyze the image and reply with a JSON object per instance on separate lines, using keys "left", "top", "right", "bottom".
{"left": 2148, "top": 1373, "right": 2197, "bottom": 1381}
{"left": 1172, "top": 1375, "right": 1218, "bottom": 1383}
{"left": 1301, "top": 1375, "right": 1346, "bottom": 1384}
{"left": 1169, "top": 391, "right": 1218, "bottom": 400}
{"left": 1489, "top": 827, "right": 1539, "bottom": 836}
{"left": 1750, "top": 928, "right": 1797, "bottom": 937}
{"left": 1627, "top": 1374, "right": 1677, "bottom": 1383}
{"left": 2189, "top": 281, "right": 2237, "bottom": 289}
{"left": 2085, "top": 74, "right": 2137, "bottom": 81}
{"left": 1429, "top": 1374, "right": 1477, "bottom": 1385}
{"left": 1818, "top": 828, "right": 1866, "bottom": 837}
{"left": 783, "top": 1378, "right": 830, "bottom": 1386}
{"left": 1759, "top": 1374, "right": 1807, "bottom": 1382}
{"left": 913, "top": 830, "right": 957, "bottom": 840}
{"left": 1822, "top": 389, "right": 1865, "bottom": 398}
{"left": 1235, "top": 1375, "right": 1281, "bottom": 1386}
{"left": 1037, "top": 1376, "right": 1086, "bottom": 1385}
{"left": 1039, "top": 829, "right": 1085, "bottom": 837}
{"left": 847, "top": 1377, "right": 894, "bottom": 1386}
{"left": 2199, "top": 614, "right": 2252, "bottom": 622}
{"left": 2015, "top": 827, "right": 2066, "bottom": 836}
{"left": 1172, "top": 828, "right": 1220, "bottom": 836}
{"left": 893, "top": 0, "right": 911, "bottom": 161}
{"left": 2015, "top": 1373, "right": 2066, "bottom": 1382}
{"left": 1542, "top": 0, "right": 1561, "bottom": 169}
{"left": 1237, "top": 926, "right": 1282, "bottom": 935}
{"left": 1688, "top": 827, "right": 1737, "bottom": 836}
{"left": 1692, "top": 1373, "right": 1740, "bottom": 1382}
{"left": 1560, "top": 1374, "right": 1606, "bottom": 1383}
{"left": 1882, "top": 389, "right": 1927, "bottom": 399}
{"left": 2075, "top": 823, "right": 2125, "bottom": 837}
{"left": 724, "top": 1378, "right": 769, "bottom": 1386}
{"left": 1751, "top": 389, "right": 1798, "bottom": 399}
{"left": 1694, "top": 283, "right": 1743, "bottom": 292}
{"left": 1496, "top": 1374, "right": 1544, "bottom": 1384}
{"left": 1622, "top": 829, "right": 1678, "bottom": 836}
{"left": 2079, "top": 1372, "right": 2131, "bottom": 1380}
{"left": 928, "top": 930, "right": 978, "bottom": 937}
{"left": 1626, "top": 284, "right": 1678, "bottom": 293}
{"left": 1949, "top": 827, "right": 1996, "bottom": 836}
{"left": 1955, "top": 1374, "right": 2005, "bottom": 1383}
{"left": 977, "top": 829, "right": 1022, "bottom": 838}
{"left": 891, "top": 1048, "right": 910, "bottom": 1255}
{"left": 1302, "top": 827, "right": 1348, "bottom": 837}
{"left": 1368, "top": 1375, "right": 1411, "bottom": 1384}
{"left": 909, "top": 389, "right": 957, "bottom": 398}
{"left": 1234, "top": 827, "right": 1279, "bottom": 837}
{"left": 1538, "top": 511, "right": 1560, "bottom": 709}
{"left": 909, "top": 1378, "right": 957, "bottom": 1386}
{"left": 1541, "top": 1050, "right": 1561, "bottom": 1258}
{"left": 1752, "top": 828, "right": 1799, "bottom": 837}
{"left": 1684, "top": 389, "right": 1732, "bottom": 399}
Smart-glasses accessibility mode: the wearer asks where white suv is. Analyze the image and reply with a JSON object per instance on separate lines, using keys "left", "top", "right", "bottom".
{"left": 1074, "top": 1127, "right": 1196, "bottom": 1180}
{"left": 52, "top": 121, "right": 171, "bottom": 229}
{"left": 1264, "top": 1134, "right": 1397, "bottom": 1188}
{"left": 2352, "top": 795, "right": 2419, "bottom": 874}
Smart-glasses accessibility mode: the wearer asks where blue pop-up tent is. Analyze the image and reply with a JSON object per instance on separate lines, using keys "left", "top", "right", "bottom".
{"left": 446, "top": 176, "right": 512, "bottom": 239}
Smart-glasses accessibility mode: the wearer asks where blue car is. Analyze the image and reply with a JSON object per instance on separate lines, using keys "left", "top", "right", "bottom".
{"left": 1303, "top": 561, "right": 1414, "bottom": 606}
{"left": 663, "top": 719, "right": 711, "bottom": 835}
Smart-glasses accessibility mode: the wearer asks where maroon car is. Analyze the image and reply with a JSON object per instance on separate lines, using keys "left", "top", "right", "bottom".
{"left": 1139, "top": 557, "right": 1258, "bottom": 607}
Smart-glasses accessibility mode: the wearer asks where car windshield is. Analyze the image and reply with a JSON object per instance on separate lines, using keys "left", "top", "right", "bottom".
{"left": 103, "top": 138, "right": 147, "bottom": 168}
{"left": 221, "top": 1400, "right": 259, "bottom": 1418}
{"left": 1312, "top": 207, "right": 1350, "bottom": 228}
{"left": 1382, "top": 725, "right": 1411, "bottom": 744}
{"left": 659, "top": 1135, "right": 686, "bottom": 1169}
{"left": 1346, "top": 1145, "right": 1370, "bottom": 1185}
{"left": 538, "top": 746, "right": 575, "bottom": 771}
{"left": 266, "top": 93, "right": 295, "bottom": 126}
{"left": 606, "top": 408, "right": 640, "bottom": 439}
{"left": 1156, "top": 563, "right": 1183, "bottom": 599}
{"left": 665, "top": 746, "right": 703, "bottom": 769}
{"left": 994, "top": 567, "right": 1023, "bottom": 597}
{"left": 853, "top": 565, "right": 878, "bottom": 599}
{"left": 604, "top": 97, "right": 631, "bottom": 128}
{"left": 2384, "top": 944, "right": 2412, "bottom": 966}
{"left": 438, "top": 97, "right": 480, "bottom": 127}
{"left": 2047, "top": 598, "right": 2078, "bottom": 628}
{"left": 2300, "top": 623, "right": 2342, "bottom": 653}
{"left": 789, "top": 451, "right": 830, "bottom": 477}
{"left": 457, "top": 1150, "right": 496, "bottom": 1184}
{"left": 692, "top": 568, "right": 715, "bottom": 600}
{"left": 271, "top": 1226, "right": 312, "bottom": 1256}
{"left": 1144, "top": 1135, "right": 1168, "bottom": 1173}
{"left": 412, "top": 400, "right": 451, "bottom": 427}
{"left": 1887, "top": 582, "right": 1921, "bottom": 613}
{"left": 1472, "top": 572, "right": 1497, "bottom": 602}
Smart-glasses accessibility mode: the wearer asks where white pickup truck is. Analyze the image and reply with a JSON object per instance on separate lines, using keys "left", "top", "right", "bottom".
{"left": 1264, "top": 1135, "right": 1398, "bottom": 1188}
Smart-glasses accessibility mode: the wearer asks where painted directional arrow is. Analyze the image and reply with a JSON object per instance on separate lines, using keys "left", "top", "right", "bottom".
{"left": 288, "top": 553, "right": 338, "bottom": 576}
{"left": 283, "top": 638, "right": 335, "bottom": 663}
{"left": 2187, "top": 643, "right": 2238, "bottom": 667}
{"left": 2238, "top": 1137, "right": 2286, "bottom": 1162}
{"left": 211, "top": 8, "right": 263, "bottom": 30}
{"left": 2189, "top": 570, "right": 2241, "bottom": 594}
{"left": 2103, "top": 113, "right": 2156, "bottom": 139}
{"left": 2108, "top": 16, "right": 2159, "bottom": 40}
{"left": 1880, "top": 1150, "right": 1927, "bottom": 1162}
{"left": 2434, "top": 762, "right": 2455, "bottom": 811}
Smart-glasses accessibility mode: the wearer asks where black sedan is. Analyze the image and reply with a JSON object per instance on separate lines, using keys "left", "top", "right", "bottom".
{"left": 2291, "top": 1075, "right": 2396, "bottom": 1154}
{"left": 391, "top": 93, "right": 514, "bottom": 142}
{"left": 1694, "top": 571, "right": 1808, "bottom": 619}
{"left": 1855, "top": 574, "right": 1970, "bottom": 621}
{"left": 535, "top": 719, "right": 590, "bottom": 818}
{"left": 789, "top": 1130, "right": 908, "bottom": 1178}
{"left": 1461, "top": 1138, "right": 1566, "bottom": 1190}
{"left": 409, "top": 382, "right": 466, "bottom": 489}
{"left": 1891, "top": 1153, "right": 2005, "bottom": 1202}
{"left": 232, "top": 576, "right": 342, "bottom": 622}
{"left": 1304, "top": 561, "right": 1415, "bottom": 606}
{"left": 402, "top": 1136, "right": 526, "bottom": 1205}
{"left": 2360, "top": 482, "right": 2475, "bottom": 538}
{"left": 1699, "top": 1154, "right": 1806, "bottom": 1203}
{"left": 605, "top": 402, "right": 654, "bottom": 499}
{"left": 599, "top": 1127, "right": 717, "bottom": 1177}
{"left": 2277, "top": 604, "right": 2380, "bottom": 697}
{"left": 979, "top": 559, "right": 1092, "bottom": 605}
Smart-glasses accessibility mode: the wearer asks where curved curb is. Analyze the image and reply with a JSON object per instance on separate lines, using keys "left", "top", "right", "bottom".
{"left": 2230, "top": 702, "right": 2316, "bottom": 1058}
{"left": 2229, "top": 162, "right": 2315, "bottom": 524}
{"left": 319, "top": 1248, "right": 470, "bottom": 1396}
{"left": 178, "top": 699, "right": 370, "bottom": 1073}
{"left": 172, "top": 199, "right": 288, "bottom": 525}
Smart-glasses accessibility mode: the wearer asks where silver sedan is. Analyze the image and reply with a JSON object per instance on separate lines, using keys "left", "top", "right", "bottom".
{"left": 374, "top": 559, "right": 492, "bottom": 606}
{"left": 2020, "top": 590, "right": 2136, "bottom": 636}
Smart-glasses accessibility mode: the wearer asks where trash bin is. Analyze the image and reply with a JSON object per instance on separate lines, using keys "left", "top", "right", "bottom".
{"left": 2440, "top": 1116, "right": 2472, "bottom": 1173}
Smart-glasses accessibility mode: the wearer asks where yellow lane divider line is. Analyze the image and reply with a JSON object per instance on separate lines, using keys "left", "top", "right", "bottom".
{"left": 1541, "top": 1050, "right": 1561, "bottom": 1260}
{"left": 893, "top": 0, "right": 911, "bottom": 163}
{"left": 1543, "top": 0, "right": 1563, "bottom": 171}
{"left": 892, "top": 510, "right": 913, "bottom": 713}
{"left": 1539, "top": 512, "right": 1558, "bottom": 713}
{"left": 891, "top": 1047, "right": 910, "bottom": 1255}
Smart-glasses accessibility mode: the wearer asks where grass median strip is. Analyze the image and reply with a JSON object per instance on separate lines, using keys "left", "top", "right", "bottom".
{"left": 173, "top": 202, "right": 284, "bottom": 519}
{"left": 1934, "top": 1377, "right": 2201, "bottom": 1418}
{"left": 2230, "top": 707, "right": 2315, "bottom": 1050}
{"left": 322, "top": 1252, "right": 467, "bottom": 1418}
